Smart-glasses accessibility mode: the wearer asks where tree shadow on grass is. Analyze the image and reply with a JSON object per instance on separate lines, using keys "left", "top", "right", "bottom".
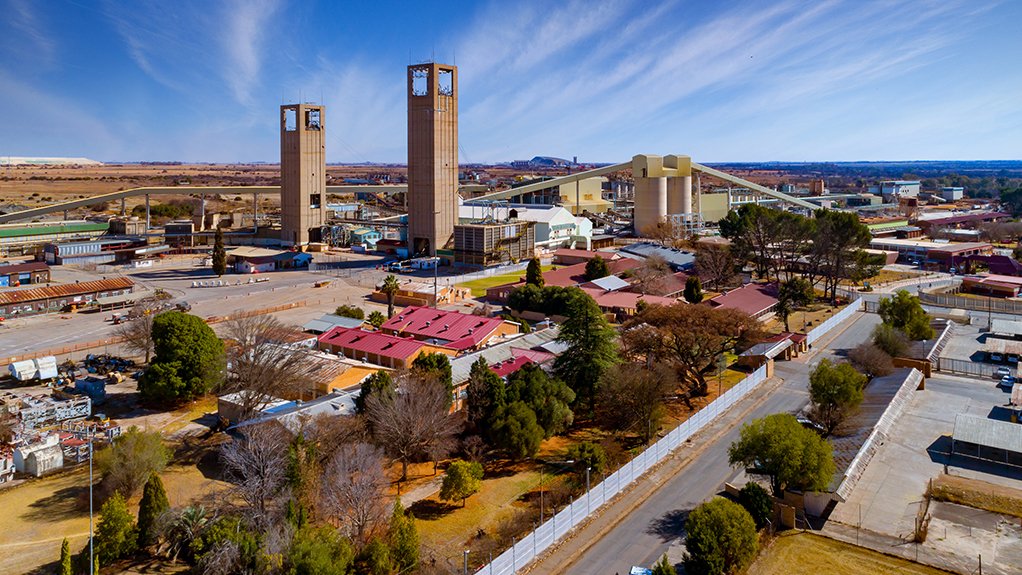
{"left": 408, "top": 499, "right": 459, "bottom": 521}
{"left": 647, "top": 508, "right": 690, "bottom": 542}
{"left": 21, "top": 483, "right": 89, "bottom": 522}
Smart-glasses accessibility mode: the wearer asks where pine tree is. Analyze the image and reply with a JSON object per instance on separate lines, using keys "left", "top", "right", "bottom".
{"left": 59, "top": 538, "right": 72, "bottom": 575}
{"left": 137, "top": 473, "right": 170, "bottom": 548}
{"left": 683, "top": 276, "right": 703, "bottom": 304}
{"left": 389, "top": 499, "right": 419, "bottom": 573}
{"left": 212, "top": 226, "right": 227, "bottom": 277}
{"left": 525, "top": 258, "right": 544, "bottom": 287}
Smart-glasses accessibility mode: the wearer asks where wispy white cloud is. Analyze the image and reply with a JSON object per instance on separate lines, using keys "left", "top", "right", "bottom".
{"left": 220, "top": 0, "right": 282, "bottom": 108}
{"left": 3, "top": 0, "right": 57, "bottom": 68}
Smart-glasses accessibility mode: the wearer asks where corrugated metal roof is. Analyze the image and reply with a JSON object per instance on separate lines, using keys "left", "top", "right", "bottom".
{"left": 953, "top": 414, "right": 1022, "bottom": 454}
{"left": 708, "top": 283, "right": 779, "bottom": 317}
{"left": 302, "top": 313, "right": 366, "bottom": 333}
{"left": 587, "top": 275, "right": 630, "bottom": 292}
{"left": 0, "top": 261, "right": 48, "bottom": 275}
{"left": 0, "top": 277, "right": 133, "bottom": 305}
{"left": 318, "top": 326, "right": 426, "bottom": 361}
{"left": 450, "top": 328, "right": 560, "bottom": 385}
{"left": 382, "top": 306, "right": 506, "bottom": 349}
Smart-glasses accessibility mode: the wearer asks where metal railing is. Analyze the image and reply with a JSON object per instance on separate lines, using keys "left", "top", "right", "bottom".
{"left": 920, "top": 292, "right": 1022, "bottom": 314}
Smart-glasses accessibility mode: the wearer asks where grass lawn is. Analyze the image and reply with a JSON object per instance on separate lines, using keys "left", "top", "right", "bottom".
{"left": 749, "top": 532, "right": 954, "bottom": 575}
{"left": 458, "top": 265, "right": 558, "bottom": 297}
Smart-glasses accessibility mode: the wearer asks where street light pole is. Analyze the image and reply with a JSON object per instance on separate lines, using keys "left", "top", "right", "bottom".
{"left": 539, "top": 469, "right": 544, "bottom": 525}
{"left": 464, "top": 549, "right": 470, "bottom": 575}
{"left": 88, "top": 430, "right": 95, "bottom": 575}
{"left": 586, "top": 467, "right": 591, "bottom": 515}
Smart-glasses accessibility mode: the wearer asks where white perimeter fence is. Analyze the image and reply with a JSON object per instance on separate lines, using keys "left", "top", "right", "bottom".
{"left": 475, "top": 297, "right": 862, "bottom": 575}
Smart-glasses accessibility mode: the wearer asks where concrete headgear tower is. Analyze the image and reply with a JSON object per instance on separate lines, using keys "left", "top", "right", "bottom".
{"left": 407, "top": 62, "right": 458, "bottom": 257}
{"left": 280, "top": 103, "right": 327, "bottom": 246}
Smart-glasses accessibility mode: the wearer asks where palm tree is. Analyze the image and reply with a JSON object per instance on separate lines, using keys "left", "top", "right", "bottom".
{"left": 159, "top": 505, "right": 210, "bottom": 562}
{"left": 381, "top": 274, "right": 400, "bottom": 318}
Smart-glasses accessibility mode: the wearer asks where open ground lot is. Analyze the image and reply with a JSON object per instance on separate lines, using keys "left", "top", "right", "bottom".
{"left": 827, "top": 374, "right": 1022, "bottom": 574}
{"left": 749, "top": 532, "right": 954, "bottom": 575}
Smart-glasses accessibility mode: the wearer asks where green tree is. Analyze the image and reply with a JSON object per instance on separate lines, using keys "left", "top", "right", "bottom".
{"left": 878, "top": 289, "right": 934, "bottom": 340}
{"left": 389, "top": 499, "right": 419, "bottom": 573}
{"left": 137, "top": 473, "right": 170, "bottom": 548}
{"left": 652, "top": 553, "right": 677, "bottom": 575}
{"left": 94, "top": 492, "right": 138, "bottom": 565}
{"left": 808, "top": 359, "right": 867, "bottom": 435}
{"left": 139, "top": 311, "right": 225, "bottom": 405}
{"left": 683, "top": 498, "right": 758, "bottom": 575}
{"left": 440, "top": 459, "right": 484, "bottom": 506}
{"left": 728, "top": 413, "right": 835, "bottom": 496}
{"left": 412, "top": 352, "right": 453, "bottom": 400}
{"left": 466, "top": 357, "right": 505, "bottom": 435}
{"left": 738, "top": 482, "right": 773, "bottom": 530}
{"left": 212, "top": 226, "right": 227, "bottom": 277}
{"left": 683, "top": 276, "right": 704, "bottom": 304}
{"left": 584, "top": 255, "right": 610, "bottom": 281}
{"left": 526, "top": 257, "right": 545, "bottom": 287}
{"left": 554, "top": 291, "right": 619, "bottom": 413}
{"left": 872, "top": 323, "right": 910, "bottom": 357}
{"left": 368, "top": 310, "right": 386, "bottom": 329}
{"left": 491, "top": 401, "right": 545, "bottom": 459}
{"left": 353, "top": 538, "right": 392, "bottom": 575}
{"left": 380, "top": 274, "right": 401, "bottom": 318}
{"left": 59, "top": 538, "right": 72, "bottom": 575}
{"left": 505, "top": 363, "right": 575, "bottom": 438}
{"left": 597, "top": 363, "right": 672, "bottom": 443}
{"left": 287, "top": 525, "right": 355, "bottom": 575}
{"left": 776, "top": 277, "right": 814, "bottom": 332}
{"left": 355, "top": 370, "right": 394, "bottom": 415}
{"left": 334, "top": 304, "right": 365, "bottom": 320}
{"left": 565, "top": 441, "right": 607, "bottom": 477}
{"left": 97, "top": 426, "right": 171, "bottom": 498}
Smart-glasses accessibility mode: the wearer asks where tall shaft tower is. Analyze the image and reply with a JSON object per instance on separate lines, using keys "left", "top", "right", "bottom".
{"left": 407, "top": 63, "right": 458, "bottom": 257}
{"left": 280, "top": 103, "right": 327, "bottom": 246}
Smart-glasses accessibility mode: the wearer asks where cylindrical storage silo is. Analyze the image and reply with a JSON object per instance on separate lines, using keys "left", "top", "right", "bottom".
{"left": 634, "top": 176, "right": 667, "bottom": 234}
{"left": 667, "top": 175, "right": 692, "bottom": 215}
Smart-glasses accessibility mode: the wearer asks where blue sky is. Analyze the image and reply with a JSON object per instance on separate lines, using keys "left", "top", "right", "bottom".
{"left": 1, "top": 0, "right": 1020, "bottom": 163}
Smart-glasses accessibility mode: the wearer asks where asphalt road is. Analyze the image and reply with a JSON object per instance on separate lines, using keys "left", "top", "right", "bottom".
{"left": 560, "top": 312, "right": 881, "bottom": 575}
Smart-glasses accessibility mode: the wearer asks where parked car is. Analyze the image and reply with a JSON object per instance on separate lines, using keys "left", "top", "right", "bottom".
{"left": 1009, "top": 354, "right": 1019, "bottom": 364}
{"left": 995, "top": 366, "right": 1012, "bottom": 378}
{"left": 990, "top": 352, "right": 1004, "bottom": 363}
{"left": 796, "top": 416, "right": 826, "bottom": 435}
{"left": 1001, "top": 375, "right": 1015, "bottom": 388}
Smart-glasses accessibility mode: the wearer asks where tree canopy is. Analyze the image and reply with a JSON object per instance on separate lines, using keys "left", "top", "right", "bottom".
{"left": 728, "top": 413, "right": 835, "bottom": 496}
{"left": 683, "top": 497, "right": 758, "bottom": 575}
{"left": 137, "top": 473, "right": 170, "bottom": 548}
{"left": 878, "top": 289, "right": 934, "bottom": 340}
{"left": 139, "top": 311, "right": 225, "bottom": 405}
{"left": 98, "top": 426, "right": 171, "bottom": 499}
{"left": 584, "top": 255, "right": 611, "bottom": 281}
{"left": 526, "top": 257, "right": 545, "bottom": 287}
{"left": 623, "top": 304, "right": 761, "bottom": 397}
{"left": 212, "top": 227, "right": 227, "bottom": 277}
{"left": 808, "top": 359, "right": 867, "bottom": 435}
{"left": 554, "top": 291, "right": 618, "bottom": 412}
{"left": 683, "top": 276, "right": 704, "bottom": 304}
{"left": 334, "top": 304, "right": 365, "bottom": 320}
{"left": 380, "top": 274, "right": 400, "bottom": 318}
{"left": 439, "top": 459, "right": 484, "bottom": 506}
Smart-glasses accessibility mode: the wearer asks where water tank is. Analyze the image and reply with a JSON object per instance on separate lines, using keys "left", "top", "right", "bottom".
{"left": 634, "top": 177, "right": 667, "bottom": 234}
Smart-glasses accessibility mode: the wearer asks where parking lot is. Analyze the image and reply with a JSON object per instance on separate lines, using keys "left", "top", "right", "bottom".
{"left": 828, "top": 374, "right": 1022, "bottom": 574}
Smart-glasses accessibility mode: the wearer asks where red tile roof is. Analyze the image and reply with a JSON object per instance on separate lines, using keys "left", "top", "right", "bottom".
{"left": 579, "top": 287, "right": 678, "bottom": 310}
{"left": 490, "top": 356, "right": 534, "bottom": 378}
{"left": 317, "top": 326, "right": 426, "bottom": 361}
{"left": 509, "top": 347, "right": 556, "bottom": 364}
{"left": 0, "top": 277, "right": 133, "bottom": 305}
{"left": 707, "top": 283, "right": 779, "bottom": 317}
{"left": 382, "top": 306, "right": 506, "bottom": 351}
{"left": 553, "top": 248, "right": 619, "bottom": 260}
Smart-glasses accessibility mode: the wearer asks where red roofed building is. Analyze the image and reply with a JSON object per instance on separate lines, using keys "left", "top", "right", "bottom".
{"left": 579, "top": 286, "right": 678, "bottom": 319}
{"left": 707, "top": 282, "right": 779, "bottom": 320}
{"left": 490, "top": 355, "right": 535, "bottom": 378}
{"left": 380, "top": 306, "right": 520, "bottom": 351}
{"left": 485, "top": 257, "right": 643, "bottom": 302}
{"left": 317, "top": 326, "right": 456, "bottom": 369}
{"left": 552, "top": 248, "right": 620, "bottom": 265}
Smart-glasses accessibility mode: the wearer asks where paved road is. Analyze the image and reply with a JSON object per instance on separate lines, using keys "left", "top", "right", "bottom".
{"left": 555, "top": 312, "right": 880, "bottom": 575}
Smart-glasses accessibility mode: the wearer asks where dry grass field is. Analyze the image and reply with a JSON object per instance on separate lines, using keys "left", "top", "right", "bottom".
{"left": 749, "top": 532, "right": 954, "bottom": 575}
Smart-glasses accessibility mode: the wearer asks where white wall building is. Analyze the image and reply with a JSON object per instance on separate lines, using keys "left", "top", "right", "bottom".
{"left": 869, "top": 180, "right": 921, "bottom": 201}
{"left": 459, "top": 203, "right": 593, "bottom": 249}
{"left": 940, "top": 186, "right": 965, "bottom": 201}
{"left": 14, "top": 434, "right": 63, "bottom": 477}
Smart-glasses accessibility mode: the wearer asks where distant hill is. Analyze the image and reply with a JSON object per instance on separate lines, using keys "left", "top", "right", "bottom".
{"left": 0, "top": 157, "right": 103, "bottom": 166}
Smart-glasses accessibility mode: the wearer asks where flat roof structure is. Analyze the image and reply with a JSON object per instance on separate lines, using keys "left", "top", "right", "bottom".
{"left": 952, "top": 414, "right": 1022, "bottom": 466}
{"left": 302, "top": 313, "right": 366, "bottom": 334}
{"left": 990, "top": 319, "right": 1022, "bottom": 338}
